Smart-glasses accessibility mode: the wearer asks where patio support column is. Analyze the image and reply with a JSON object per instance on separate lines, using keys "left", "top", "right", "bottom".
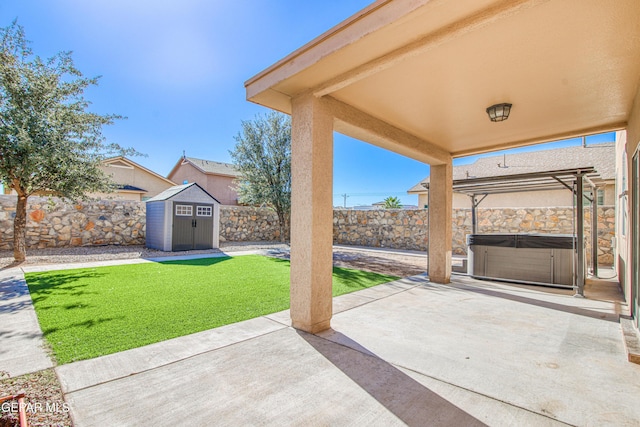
{"left": 289, "top": 94, "right": 334, "bottom": 333}
{"left": 429, "top": 160, "right": 453, "bottom": 283}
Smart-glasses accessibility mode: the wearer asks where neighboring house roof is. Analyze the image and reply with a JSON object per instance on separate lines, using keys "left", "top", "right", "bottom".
{"left": 408, "top": 143, "right": 615, "bottom": 193}
{"left": 146, "top": 182, "right": 220, "bottom": 203}
{"left": 167, "top": 156, "right": 241, "bottom": 179}
{"left": 103, "top": 156, "right": 177, "bottom": 186}
{"left": 118, "top": 185, "right": 147, "bottom": 193}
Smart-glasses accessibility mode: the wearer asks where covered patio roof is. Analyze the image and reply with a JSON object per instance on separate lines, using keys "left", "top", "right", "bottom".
{"left": 246, "top": 0, "right": 640, "bottom": 161}
{"left": 245, "top": 0, "right": 640, "bottom": 333}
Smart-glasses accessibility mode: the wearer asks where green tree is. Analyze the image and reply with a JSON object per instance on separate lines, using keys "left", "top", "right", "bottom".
{"left": 0, "top": 22, "right": 133, "bottom": 262}
{"left": 384, "top": 196, "right": 402, "bottom": 209}
{"left": 230, "top": 112, "right": 291, "bottom": 241}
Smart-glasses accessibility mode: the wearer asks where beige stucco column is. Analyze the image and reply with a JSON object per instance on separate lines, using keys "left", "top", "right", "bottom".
{"left": 289, "top": 94, "right": 334, "bottom": 333}
{"left": 428, "top": 161, "right": 453, "bottom": 283}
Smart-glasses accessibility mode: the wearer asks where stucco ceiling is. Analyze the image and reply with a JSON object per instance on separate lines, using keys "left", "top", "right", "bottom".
{"left": 246, "top": 0, "right": 640, "bottom": 161}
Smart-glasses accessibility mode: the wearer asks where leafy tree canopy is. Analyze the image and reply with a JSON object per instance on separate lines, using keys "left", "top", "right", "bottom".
{"left": 230, "top": 111, "right": 291, "bottom": 240}
{"left": 0, "top": 21, "right": 135, "bottom": 261}
{"left": 384, "top": 196, "right": 402, "bottom": 209}
{"left": 0, "top": 21, "right": 134, "bottom": 199}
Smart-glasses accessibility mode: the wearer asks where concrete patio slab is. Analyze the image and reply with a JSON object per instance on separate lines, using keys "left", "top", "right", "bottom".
{"left": 264, "top": 275, "right": 424, "bottom": 327}
{"left": 62, "top": 327, "right": 564, "bottom": 427}
{"left": 321, "top": 277, "right": 640, "bottom": 426}
{"left": 55, "top": 273, "right": 640, "bottom": 426}
{"left": 0, "top": 268, "right": 53, "bottom": 377}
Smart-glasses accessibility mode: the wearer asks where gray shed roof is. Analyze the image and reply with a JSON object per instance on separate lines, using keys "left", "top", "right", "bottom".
{"left": 146, "top": 182, "right": 220, "bottom": 203}
{"left": 408, "top": 142, "right": 615, "bottom": 193}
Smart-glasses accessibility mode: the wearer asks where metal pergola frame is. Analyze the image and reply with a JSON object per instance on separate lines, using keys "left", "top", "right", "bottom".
{"left": 424, "top": 167, "right": 606, "bottom": 295}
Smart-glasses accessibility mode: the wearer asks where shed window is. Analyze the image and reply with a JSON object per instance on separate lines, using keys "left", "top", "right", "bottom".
{"left": 175, "top": 205, "right": 193, "bottom": 216}
{"left": 197, "top": 206, "right": 212, "bottom": 217}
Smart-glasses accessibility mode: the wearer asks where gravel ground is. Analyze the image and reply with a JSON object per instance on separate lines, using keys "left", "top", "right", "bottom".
{"left": 0, "top": 241, "right": 290, "bottom": 270}
{"left": 0, "top": 369, "right": 70, "bottom": 427}
{"left": 0, "top": 242, "right": 427, "bottom": 427}
{"left": 0, "top": 242, "right": 429, "bottom": 277}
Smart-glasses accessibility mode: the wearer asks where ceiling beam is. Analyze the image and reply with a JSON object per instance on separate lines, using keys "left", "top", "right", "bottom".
{"left": 321, "top": 96, "right": 451, "bottom": 165}
{"left": 310, "top": 0, "right": 550, "bottom": 98}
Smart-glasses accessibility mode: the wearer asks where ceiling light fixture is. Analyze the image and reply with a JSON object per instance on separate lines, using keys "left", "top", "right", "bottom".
{"left": 486, "top": 103, "right": 512, "bottom": 122}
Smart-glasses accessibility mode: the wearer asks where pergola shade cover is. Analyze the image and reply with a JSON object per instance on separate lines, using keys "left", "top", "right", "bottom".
{"left": 429, "top": 167, "right": 603, "bottom": 196}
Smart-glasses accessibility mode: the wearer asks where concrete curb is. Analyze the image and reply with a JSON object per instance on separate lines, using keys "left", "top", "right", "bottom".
{"left": 620, "top": 317, "right": 640, "bottom": 364}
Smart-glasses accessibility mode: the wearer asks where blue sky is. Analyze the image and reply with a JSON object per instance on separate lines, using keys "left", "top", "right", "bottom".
{"left": 0, "top": 1, "right": 615, "bottom": 206}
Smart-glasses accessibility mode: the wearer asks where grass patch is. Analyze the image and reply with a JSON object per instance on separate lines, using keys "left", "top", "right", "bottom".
{"left": 26, "top": 255, "right": 398, "bottom": 364}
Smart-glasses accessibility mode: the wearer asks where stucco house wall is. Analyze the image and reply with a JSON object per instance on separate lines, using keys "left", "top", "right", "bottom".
{"left": 94, "top": 158, "right": 176, "bottom": 201}
{"left": 419, "top": 190, "right": 575, "bottom": 209}
{"left": 167, "top": 162, "right": 203, "bottom": 189}
{"left": 3, "top": 157, "right": 175, "bottom": 201}
{"left": 616, "top": 131, "right": 630, "bottom": 302}
{"left": 619, "top": 81, "right": 640, "bottom": 320}
{"left": 420, "top": 184, "right": 616, "bottom": 209}
{"left": 206, "top": 174, "right": 238, "bottom": 206}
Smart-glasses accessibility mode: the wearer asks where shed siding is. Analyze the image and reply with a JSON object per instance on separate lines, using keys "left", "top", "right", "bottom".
{"left": 145, "top": 183, "right": 220, "bottom": 251}
{"left": 212, "top": 203, "right": 221, "bottom": 247}
{"left": 163, "top": 202, "right": 173, "bottom": 251}
{"left": 145, "top": 202, "right": 166, "bottom": 250}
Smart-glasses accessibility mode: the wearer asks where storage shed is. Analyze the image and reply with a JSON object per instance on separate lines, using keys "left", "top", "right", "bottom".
{"left": 145, "top": 183, "right": 220, "bottom": 251}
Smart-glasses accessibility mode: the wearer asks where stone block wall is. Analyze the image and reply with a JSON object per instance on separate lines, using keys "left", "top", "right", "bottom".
{"left": 0, "top": 195, "right": 616, "bottom": 266}
{"left": 333, "top": 209, "right": 428, "bottom": 251}
{"left": 451, "top": 207, "right": 616, "bottom": 265}
{"left": 0, "top": 196, "right": 145, "bottom": 249}
{"left": 219, "top": 206, "right": 282, "bottom": 242}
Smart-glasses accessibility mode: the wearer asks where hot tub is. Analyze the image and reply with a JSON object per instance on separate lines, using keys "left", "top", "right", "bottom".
{"left": 466, "top": 233, "right": 574, "bottom": 287}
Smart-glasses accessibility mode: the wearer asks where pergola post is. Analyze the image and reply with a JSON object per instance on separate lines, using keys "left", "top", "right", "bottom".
{"left": 289, "top": 94, "right": 334, "bottom": 333}
{"left": 428, "top": 161, "right": 453, "bottom": 283}
{"left": 591, "top": 186, "right": 599, "bottom": 277}
{"left": 470, "top": 195, "right": 478, "bottom": 235}
{"left": 575, "top": 173, "right": 585, "bottom": 296}
{"left": 469, "top": 194, "right": 487, "bottom": 235}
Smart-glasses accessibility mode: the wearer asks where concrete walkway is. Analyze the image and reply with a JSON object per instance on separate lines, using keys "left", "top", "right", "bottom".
{"left": 54, "top": 273, "right": 639, "bottom": 426}
{"left": 0, "top": 267, "right": 54, "bottom": 377}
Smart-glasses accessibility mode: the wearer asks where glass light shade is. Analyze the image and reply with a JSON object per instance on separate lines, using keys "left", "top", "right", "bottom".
{"left": 486, "top": 103, "right": 512, "bottom": 122}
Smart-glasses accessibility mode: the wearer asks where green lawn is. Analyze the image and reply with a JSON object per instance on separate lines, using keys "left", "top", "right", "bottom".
{"left": 26, "top": 255, "right": 398, "bottom": 364}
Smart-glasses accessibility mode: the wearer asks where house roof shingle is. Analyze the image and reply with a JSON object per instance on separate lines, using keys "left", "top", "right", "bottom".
{"left": 183, "top": 157, "right": 241, "bottom": 177}
{"left": 103, "top": 156, "right": 177, "bottom": 186}
{"left": 408, "top": 143, "right": 615, "bottom": 193}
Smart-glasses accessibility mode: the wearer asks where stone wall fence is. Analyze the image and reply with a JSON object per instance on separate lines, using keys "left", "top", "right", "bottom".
{"left": 451, "top": 206, "right": 616, "bottom": 266}
{"left": 0, "top": 195, "right": 145, "bottom": 249}
{"left": 333, "top": 209, "right": 427, "bottom": 251}
{"left": 0, "top": 195, "right": 615, "bottom": 265}
{"left": 219, "top": 205, "right": 282, "bottom": 242}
